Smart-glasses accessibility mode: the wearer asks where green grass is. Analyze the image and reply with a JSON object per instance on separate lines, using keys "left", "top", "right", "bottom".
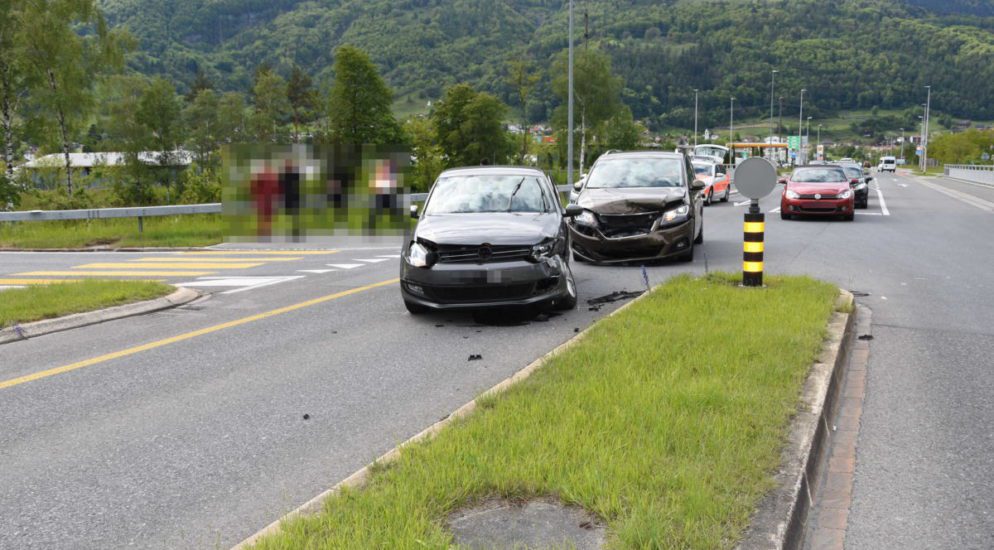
{"left": 0, "top": 280, "right": 174, "bottom": 328}
{"left": 0, "top": 215, "right": 223, "bottom": 249}
{"left": 251, "top": 273, "right": 839, "bottom": 549}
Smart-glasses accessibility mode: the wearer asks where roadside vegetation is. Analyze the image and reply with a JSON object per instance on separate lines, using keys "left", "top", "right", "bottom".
{"left": 0, "top": 280, "right": 173, "bottom": 328}
{"left": 0, "top": 215, "right": 222, "bottom": 249}
{"left": 250, "top": 274, "right": 839, "bottom": 549}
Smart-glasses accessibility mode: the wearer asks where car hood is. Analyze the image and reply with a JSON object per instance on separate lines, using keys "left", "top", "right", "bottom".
{"left": 787, "top": 182, "right": 849, "bottom": 194}
{"left": 577, "top": 187, "right": 687, "bottom": 214}
{"left": 415, "top": 213, "right": 560, "bottom": 246}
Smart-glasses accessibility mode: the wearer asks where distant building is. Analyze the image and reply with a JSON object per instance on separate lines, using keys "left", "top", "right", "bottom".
{"left": 19, "top": 151, "right": 193, "bottom": 189}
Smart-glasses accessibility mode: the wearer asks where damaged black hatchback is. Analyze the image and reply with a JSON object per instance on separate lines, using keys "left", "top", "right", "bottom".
{"left": 400, "top": 167, "right": 582, "bottom": 314}
{"left": 569, "top": 151, "right": 705, "bottom": 263}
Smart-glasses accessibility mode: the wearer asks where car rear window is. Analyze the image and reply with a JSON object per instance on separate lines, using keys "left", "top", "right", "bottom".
{"left": 792, "top": 168, "right": 847, "bottom": 183}
{"left": 425, "top": 175, "right": 552, "bottom": 214}
{"left": 587, "top": 158, "right": 684, "bottom": 188}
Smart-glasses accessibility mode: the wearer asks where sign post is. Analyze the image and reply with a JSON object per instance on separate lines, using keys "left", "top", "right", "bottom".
{"left": 732, "top": 158, "right": 778, "bottom": 287}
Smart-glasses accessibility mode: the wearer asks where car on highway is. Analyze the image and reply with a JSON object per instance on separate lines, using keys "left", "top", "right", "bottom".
{"left": 568, "top": 151, "right": 705, "bottom": 263}
{"left": 838, "top": 163, "right": 872, "bottom": 209}
{"left": 779, "top": 165, "right": 856, "bottom": 221}
{"left": 400, "top": 166, "right": 581, "bottom": 314}
{"left": 878, "top": 156, "right": 897, "bottom": 173}
{"left": 692, "top": 159, "right": 731, "bottom": 205}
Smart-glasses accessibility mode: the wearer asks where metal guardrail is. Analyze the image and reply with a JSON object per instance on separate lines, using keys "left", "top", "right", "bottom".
{"left": 944, "top": 165, "right": 994, "bottom": 187}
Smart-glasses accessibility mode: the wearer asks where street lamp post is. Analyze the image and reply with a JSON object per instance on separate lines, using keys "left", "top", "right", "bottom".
{"left": 923, "top": 85, "right": 932, "bottom": 172}
{"left": 730, "top": 96, "right": 735, "bottom": 145}
{"left": 567, "top": 0, "right": 574, "bottom": 187}
{"left": 694, "top": 88, "right": 699, "bottom": 148}
{"left": 900, "top": 127, "right": 905, "bottom": 161}
{"left": 798, "top": 88, "right": 806, "bottom": 164}
{"left": 806, "top": 116, "right": 812, "bottom": 161}
{"left": 817, "top": 123, "right": 822, "bottom": 159}
{"left": 769, "top": 69, "right": 778, "bottom": 149}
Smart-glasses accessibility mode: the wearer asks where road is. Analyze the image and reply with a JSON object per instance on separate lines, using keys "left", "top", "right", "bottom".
{"left": 1, "top": 172, "right": 992, "bottom": 549}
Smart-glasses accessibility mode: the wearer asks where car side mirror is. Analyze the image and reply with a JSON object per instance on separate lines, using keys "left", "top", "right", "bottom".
{"left": 778, "top": 177, "right": 787, "bottom": 184}
{"left": 691, "top": 179, "right": 706, "bottom": 191}
{"left": 865, "top": 176, "right": 873, "bottom": 183}
{"left": 410, "top": 204, "right": 419, "bottom": 219}
{"left": 563, "top": 204, "right": 583, "bottom": 218}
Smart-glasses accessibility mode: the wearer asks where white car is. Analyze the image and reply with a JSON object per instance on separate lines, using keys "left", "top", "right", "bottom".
{"left": 878, "top": 156, "right": 897, "bottom": 173}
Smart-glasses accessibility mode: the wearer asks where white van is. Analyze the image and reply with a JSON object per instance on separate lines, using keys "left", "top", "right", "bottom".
{"left": 878, "top": 156, "right": 897, "bottom": 173}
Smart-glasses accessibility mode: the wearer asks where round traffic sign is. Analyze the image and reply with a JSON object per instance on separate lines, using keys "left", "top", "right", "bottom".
{"left": 734, "top": 157, "right": 778, "bottom": 200}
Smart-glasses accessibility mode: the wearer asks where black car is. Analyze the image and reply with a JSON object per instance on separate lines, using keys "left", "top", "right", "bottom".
{"left": 568, "top": 151, "right": 705, "bottom": 263}
{"left": 838, "top": 164, "right": 872, "bottom": 209}
{"left": 400, "top": 167, "right": 581, "bottom": 314}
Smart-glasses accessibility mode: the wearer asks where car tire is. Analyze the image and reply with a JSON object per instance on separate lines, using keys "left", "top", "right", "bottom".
{"left": 404, "top": 300, "right": 429, "bottom": 315}
{"left": 781, "top": 211, "right": 791, "bottom": 220}
{"left": 705, "top": 189, "right": 713, "bottom": 206}
{"left": 554, "top": 264, "right": 578, "bottom": 310}
{"left": 844, "top": 213, "right": 855, "bottom": 221}
{"left": 694, "top": 218, "right": 704, "bottom": 244}
{"left": 721, "top": 187, "right": 730, "bottom": 202}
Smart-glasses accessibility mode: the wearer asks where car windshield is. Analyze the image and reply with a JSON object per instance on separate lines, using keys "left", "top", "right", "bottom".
{"left": 792, "top": 168, "right": 847, "bottom": 183}
{"left": 693, "top": 163, "right": 713, "bottom": 177}
{"left": 586, "top": 158, "right": 684, "bottom": 188}
{"left": 425, "top": 175, "right": 551, "bottom": 214}
{"left": 842, "top": 167, "right": 862, "bottom": 179}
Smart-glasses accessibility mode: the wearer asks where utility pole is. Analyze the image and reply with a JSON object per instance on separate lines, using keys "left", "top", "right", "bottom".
{"left": 567, "top": 0, "right": 574, "bottom": 187}
{"left": 693, "top": 89, "right": 699, "bottom": 148}
{"left": 730, "top": 96, "right": 735, "bottom": 145}
{"left": 798, "top": 89, "right": 806, "bottom": 164}
{"left": 900, "top": 127, "right": 905, "bottom": 161}
{"left": 806, "top": 116, "right": 812, "bottom": 161}
{"left": 817, "top": 124, "right": 822, "bottom": 159}
{"left": 769, "top": 69, "right": 778, "bottom": 151}
{"left": 923, "top": 85, "right": 932, "bottom": 172}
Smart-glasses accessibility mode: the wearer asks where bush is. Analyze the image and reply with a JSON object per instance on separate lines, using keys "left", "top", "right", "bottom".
{"left": 178, "top": 168, "right": 221, "bottom": 204}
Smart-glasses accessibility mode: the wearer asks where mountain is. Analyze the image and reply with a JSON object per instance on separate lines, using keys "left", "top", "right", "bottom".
{"left": 98, "top": 0, "right": 994, "bottom": 127}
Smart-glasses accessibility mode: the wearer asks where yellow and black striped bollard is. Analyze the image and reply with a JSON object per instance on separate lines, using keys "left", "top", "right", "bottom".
{"left": 743, "top": 210, "right": 765, "bottom": 287}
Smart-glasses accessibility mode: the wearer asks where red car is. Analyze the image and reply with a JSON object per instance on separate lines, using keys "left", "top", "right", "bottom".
{"left": 779, "top": 166, "right": 855, "bottom": 221}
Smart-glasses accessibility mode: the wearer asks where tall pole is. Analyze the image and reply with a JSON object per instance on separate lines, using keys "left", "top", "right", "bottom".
{"left": 798, "top": 89, "right": 806, "bottom": 164}
{"left": 729, "top": 97, "right": 735, "bottom": 145}
{"left": 900, "top": 127, "right": 905, "bottom": 161}
{"left": 769, "top": 70, "right": 778, "bottom": 148}
{"left": 923, "top": 85, "right": 931, "bottom": 172}
{"left": 693, "top": 89, "right": 699, "bottom": 148}
{"left": 919, "top": 106, "right": 926, "bottom": 172}
{"left": 567, "top": 0, "right": 574, "bottom": 186}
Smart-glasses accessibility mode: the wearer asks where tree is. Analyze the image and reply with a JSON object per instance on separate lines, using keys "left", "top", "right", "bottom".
{"left": 134, "top": 77, "right": 182, "bottom": 201}
{"left": 104, "top": 75, "right": 155, "bottom": 205}
{"left": 185, "top": 68, "right": 212, "bottom": 103}
{"left": 249, "top": 68, "right": 290, "bottom": 143}
{"left": 18, "top": 0, "right": 129, "bottom": 195}
{"left": 551, "top": 48, "right": 623, "bottom": 173}
{"left": 403, "top": 116, "right": 444, "bottom": 192}
{"left": 287, "top": 65, "right": 318, "bottom": 143}
{"left": 506, "top": 59, "right": 541, "bottom": 161}
{"left": 328, "top": 45, "right": 402, "bottom": 145}
{"left": 184, "top": 89, "right": 219, "bottom": 169}
{"left": 602, "top": 106, "right": 643, "bottom": 151}
{"left": 216, "top": 92, "right": 247, "bottom": 144}
{"left": 432, "top": 83, "right": 512, "bottom": 167}
{"left": 0, "top": 0, "right": 25, "bottom": 179}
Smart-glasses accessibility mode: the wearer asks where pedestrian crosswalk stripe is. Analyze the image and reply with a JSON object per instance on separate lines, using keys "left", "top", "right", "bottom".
{"left": 298, "top": 269, "right": 336, "bottom": 274}
{"left": 356, "top": 258, "right": 389, "bottom": 263}
{"left": 376, "top": 255, "right": 401, "bottom": 259}
{"left": 130, "top": 256, "right": 303, "bottom": 263}
{"left": 16, "top": 270, "right": 216, "bottom": 277}
{"left": 176, "top": 276, "right": 304, "bottom": 295}
{"left": 326, "top": 264, "right": 362, "bottom": 269}
{"left": 73, "top": 262, "right": 263, "bottom": 270}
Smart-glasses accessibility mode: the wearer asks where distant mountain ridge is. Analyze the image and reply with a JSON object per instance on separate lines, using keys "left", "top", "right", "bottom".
{"left": 98, "top": 0, "right": 994, "bottom": 125}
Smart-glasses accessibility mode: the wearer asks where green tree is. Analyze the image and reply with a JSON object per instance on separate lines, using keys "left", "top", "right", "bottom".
{"left": 104, "top": 75, "right": 155, "bottom": 205}
{"left": 185, "top": 67, "right": 212, "bottom": 102}
{"left": 403, "top": 116, "right": 443, "bottom": 192}
{"left": 287, "top": 65, "right": 318, "bottom": 143}
{"left": 0, "top": 0, "right": 25, "bottom": 179}
{"left": 506, "top": 58, "right": 541, "bottom": 161}
{"left": 216, "top": 92, "right": 247, "bottom": 144}
{"left": 432, "top": 83, "right": 512, "bottom": 167}
{"left": 250, "top": 68, "right": 290, "bottom": 143}
{"left": 602, "top": 106, "right": 643, "bottom": 152}
{"left": 551, "top": 48, "right": 623, "bottom": 173}
{"left": 328, "top": 45, "right": 402, "bottom": 145}
{"left": 18, "top": 0, "right": 129, "bottom": 194}
{"left": 185, "top": 89, "right": 219, "bottom": 169}
{"left": 136, "top": 77, "right": 183, "bottom": 201}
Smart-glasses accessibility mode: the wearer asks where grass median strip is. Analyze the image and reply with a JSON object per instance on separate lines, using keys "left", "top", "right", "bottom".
{"left": 0, "top": 279, "right": 174, "bottom": 329}
{"left": 250, "top": 273, "right": 839, "bottom": 549}
{"left": 0, "top": 215, "right": 222, "bottom": 249}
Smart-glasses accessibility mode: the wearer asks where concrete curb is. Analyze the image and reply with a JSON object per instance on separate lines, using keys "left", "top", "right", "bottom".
{"left": 737, "top": 290, "right": 855, "bottom": 550}
{"left": 0, "top": 286, "right": 201, "bottom": 345}
{"left": 230, "top": 287, "right": 657, "bottom": 550}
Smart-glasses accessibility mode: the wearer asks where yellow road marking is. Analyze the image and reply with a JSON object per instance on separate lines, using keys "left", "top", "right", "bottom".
{"left": 16, "top": 270, "right": 216, "bottom": 277}
{"left": 73, "top": 262, "right": 263, "bottom": 270}
{"left": 744, "top": 222, "right": 766, "bottom": 233}
{"left": 0, "top": 279, "right": 83, "bottom": 285}
{"left": 0, "top": 278, "right": 399, "bottom": 391}
{"left": 743, "top": 261, "right": 764, "bottom": 273}
{"left": 181, "top": 250, "right": 339, "bottom": 256}
{"left": 743, "top": 242, "right": 765, "bottom": 253}
{"left": 129, "top": 257, "right": 303, "bottom": 263}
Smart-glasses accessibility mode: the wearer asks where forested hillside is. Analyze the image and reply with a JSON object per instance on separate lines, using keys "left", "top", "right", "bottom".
{"left": 99, "top": 0, "right": 994, "bottom": 128}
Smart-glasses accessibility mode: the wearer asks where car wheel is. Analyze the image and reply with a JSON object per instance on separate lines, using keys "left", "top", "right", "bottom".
{"left": 781, "top": 211, "right": 791, "bottom": 220}
{"left": 844, "top": 213, "right": 855, "bottom": 221}
{"left": 554, "top": 264, "right": 578, "bottom": 310}
{"left": 705, "top": 189, "right": 713, "bottom": 206}
{"left": 721, "top": 186, "right": 730, "bottom": 202}
{"left": 693, "top": 218, "right": 704, "bottom": 244}
{"left": 404, "top": 300, "right": 429, "bottom": 315}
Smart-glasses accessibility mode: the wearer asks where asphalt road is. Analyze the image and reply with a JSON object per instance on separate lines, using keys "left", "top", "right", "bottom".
{"left": 1, "top": 172, "right": 992, "bottom": 549}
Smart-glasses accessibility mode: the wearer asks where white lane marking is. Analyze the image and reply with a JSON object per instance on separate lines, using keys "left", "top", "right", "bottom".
{"left": 917, "top": 179, "right": 994, "bottom": 212}
{"left": 327, "top": 263, "right": 363, "bottom": 269}
{"left": 898, "top": 183, "right": 908, "bottom": 188}
{"left": 855, "top": 212, "right": 883, "bottom": 216}
{"left": 355, "top": 258, "right": 389, "bottom": 263}
{"left": 376, "top": 255, "right": 401, "bottom": 259}
{"left": 298, "top": 269, "right": 336, "bottom": 274}
{"left": 876, "top": 187, "right": 890, "bottom": 216}
{"left": 769, "top": 207, "right": 781, "bottom": 213}
{"left": 735, "top": 200, "right": 752, "bottom": 206}
{"left": 176, "top": 276, "right": 304, "bottom": 295}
